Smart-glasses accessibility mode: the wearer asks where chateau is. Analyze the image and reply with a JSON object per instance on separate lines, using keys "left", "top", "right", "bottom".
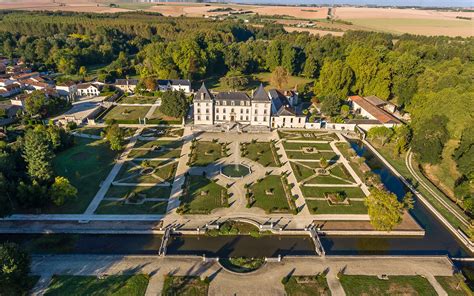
{"left": 193, "top": 83, "right": 305, "bottom": 128}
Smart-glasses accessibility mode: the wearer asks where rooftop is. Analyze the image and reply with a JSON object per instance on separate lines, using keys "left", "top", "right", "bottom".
{"left": 349, "top": 95, "right": 401, "bottom": 124}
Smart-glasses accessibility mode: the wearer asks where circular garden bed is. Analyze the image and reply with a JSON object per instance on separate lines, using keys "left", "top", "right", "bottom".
{"left": 219, "top": 257, "right": 265, "bottom": 274}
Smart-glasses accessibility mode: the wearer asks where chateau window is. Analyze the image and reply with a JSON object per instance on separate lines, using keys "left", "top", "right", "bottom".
{"left": 206, "top": 116, "right": 209, "bottom": 120}
{"left": 298, "top": 118, "right": 301, "bottom": 123}
{"left": 216, "top": 115, "right": 219, "bottom": 120}
{"left": 240, "top": 109, "right": 243, "bottom": 113}
{"left": 283, "top": 118, "right": 286, "bottom": 123}
{"left": 223, "top": 109, "right": 226, "bottom": 113}
{"left": 240, "top": 116, "right": 243, "bottom": 120}
{"left": 246, "top": 109, "right": 249, "bottom": 114}
{"left": 223, "top": 115, "right": 226, "bottom": 120}
{"left": 197, "top": 116, "right": 201, "bottom": 120}
{"left": 263, "top": 117, "right": 267, "bottom": 122}
{"left": 254, "top": 109, "right": 258, "bottom": 115}
{"left": 216, "top": 108, "right": 219, "bottom": 113}
{"left": 246, "top": 116, "right": 249, "bottom": 121}
{"left": 197, "top": 103, "right": 200, "bottom": 107}
{"left": 240, "top": 101, "right": 244, "bottom": 106}
{"left": 264, "top": 110, "right": 267, "bottom": 115}
{"left": 206, "top": 109, "right": 209, "bottom": 113}
{"left": 290, "top": 118, "right": 293, "bottom": 123}
{"left": 231, "top": 108, "right": 234, "bottom": 113}
{"left": 223, "top": 101, "right": 227, "bottom": 106}
{"left": 254, "top": 116, "right": 257, "bottom": 121}
{"left": 231, "top": 101, "right": 235, "bottom": 106}
{"left": 197, "top": 109, "right": 201, "bottom": 114}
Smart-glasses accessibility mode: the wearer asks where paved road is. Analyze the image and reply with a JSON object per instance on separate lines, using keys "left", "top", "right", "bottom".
{"left": 30, "top": 255, "right": 452, "bottom": 296}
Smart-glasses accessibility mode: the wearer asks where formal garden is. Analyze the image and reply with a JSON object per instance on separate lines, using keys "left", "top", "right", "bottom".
{"left": 139, "top": 127, "right": 184, "bottom": 139}
{"left": 282, "top": 274, "right": 331, "bottom": 296}
{"left": 240, "top": 140, "right": 281, "bottom": 167}
{"left": 128, "top": 140, "right": 183, "bottom": 159}
{"left": 44, "top": 274, "right": 149, "bottom": 296}
{"left": 188, "top": 139, "right": 228, "bottom": 167}
{"left": 278, "top": 130, "right": 339, "bottom": 141}
{"left": 247, "top": 175, "right": 297, "bottom": 214}
{"left": 162, "top": 275, "right": 209, "bottom": 296}
{"left": 178, "top": 174, "right": 229, "bottom": 214}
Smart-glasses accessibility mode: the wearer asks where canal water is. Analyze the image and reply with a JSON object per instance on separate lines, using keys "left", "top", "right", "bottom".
{"left": 0, "top": 140, "right": 471, "bottom": 258}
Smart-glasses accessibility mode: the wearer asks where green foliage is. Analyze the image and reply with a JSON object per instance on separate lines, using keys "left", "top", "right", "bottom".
{"left": 0, "top": 173, "right": 12, "bottom": 217}
{"left": 320, "top": 94, "right": 342, "bottom": 117}
{"left": 219, "top": 70, "right": 249, "bottom": 90}
{"left": 411, "top": 115, "right": 449, "bottom": 164}
{"left": 270, "top": 66, "right": 289, "bottom": 89}
{"left": 364, "top": 188, "right": 410, "bottom": 231}
{"left": 0, "top": 242, "right": 31, "bottom": 296}
{"left": 22, "top": 128, "right": 54, "bottom": 183}
{"left": 367, "top": 126, "right": 394, "bottom": 146}
{"left": 453, "top": 127, "right": 474, "bottom": 180}
{"left": 50, "top": 176, "right": 77, "bottom": 206}
{"left": 24, "top": 90, "right": 47, "bottom": 117}
{"left": 160, "top": 90, "right": 188, "bottom": 119}
{"left": 103, "top": 123, "right": 124, "bottom": 151}
{"left": 314, "top": 59, "right": 353, "bottom": 98}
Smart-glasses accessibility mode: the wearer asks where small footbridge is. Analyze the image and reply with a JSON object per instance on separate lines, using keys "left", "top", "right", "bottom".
{"left": 158, "top": 227, "right": 172, "bottom": 256}
{"left": 308, "top": 225, "right": 326, "bottom": 257}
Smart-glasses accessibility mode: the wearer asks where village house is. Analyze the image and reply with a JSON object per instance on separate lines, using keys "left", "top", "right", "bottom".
{"left": 76, "top": 83, "right": 101, "bottom": 97}
{"left": 114, "top": 79, "right": 139, "bottom": 93}
{"left": 56, "top": 81, "right": 77, "bottom": 101}
{"left": 157, "top": 79, "right": 192, "bottom": 93}
{"left": 0, "top": 83, "right": 21, "bottom": 98}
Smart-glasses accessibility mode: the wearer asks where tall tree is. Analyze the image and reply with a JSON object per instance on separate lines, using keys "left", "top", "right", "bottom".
{"left": 50, "top": 176, "right": 77, "bottom": 206}
{"left": 320, "top": 95, "right": 342, "bottom": 117}
{"left": 367, "top": 126, "right": 394, "bottom": 146}
{"left": 103, "top": 123, "right": 124, "bottom": 151}
{"left": 22, "top": 128, "right": 54, "bottom": 183}
{"left": 365, "top": 188, "right": 413, "bottom": 231}
{"left": 219, "top": 70, "right": 248, "bottom": 91}
{"left": 0, "top": 243, "right": 31, "bottom": 296}
{"left": 270, "top": 66, "right": 289, "bottom": 89}
{"left": 314, "top": 59, "right": 353, "bottom": 99}
{"left": 411, "top": 115, "right": 449, "bottom": 164}
{"left": 160, "top": 90, "right": 188, "bottom": 119}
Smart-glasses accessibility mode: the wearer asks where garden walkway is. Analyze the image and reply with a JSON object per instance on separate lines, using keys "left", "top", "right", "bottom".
{"left": 83, "top": 127, "right": 144, "bottom": 215}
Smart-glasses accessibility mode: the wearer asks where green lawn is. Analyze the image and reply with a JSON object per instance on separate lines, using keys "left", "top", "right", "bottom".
{"left": 283, "top": 275, "right": 331, "bottom": 296}
{"left": 190, "top": 141, "right": 225, "bottom": 166}
{"left": 115, "top": 160, "right": 177, "bottom": 184}
{"left": 105, "top": 185, "right": 172, "bottom": 199}
{"left": 250, "top": 175, "right": 291, "bottom": 213}
{"left": 162, "top": 276, "right": 209, "bottom": 296}
{"left": 283, "top": 142, "right": 332, "bottom": 151}
{"left": 286, "top": 151, "right": 337, "bottom": 161}
{"left": 278, "top": 130, "right": 339, "bottom": 141}
{"left": 306, "top": 199, "right": 367, "bottom": 214}
{"left": 436, "top": 275, "right": 472, "bottom": 296}
{"left": 339, "top": 275, "right": 437, "bottom": 296}
{"left": 202, "top": 72, "right": 313, "bottom": 92}
{"left": 242, "top": 141, "right": 279, "bottom": 167}
{"left": 51, "top": 138, "right": 119, "bottom": 213}
{"left": 301, "top": 186, "right": 366, "bottom": 199}
{"left": 120, "top": 96, "right": 158, "bottom": 104}
{"left": 147, "top": 107, "right": 181, "bottom": 124}
{"left": 44, "top": 274, "right": 149, "bottom": 296}
{"left": 103, "top": 106, "right": 150, "bottom": 123}
{"left": 291, "top": 162, "right": 316, "bottom": 182}
{"left": 305, "top": 175, "right": 352, "bottom": 185}
{"left": 95, "top": 200, "right": 168, "bottom": 215}
{"left": 128, "top": 140, "right": 182, "bottom": 159}
{"left": 75, "top": 127, "right": 104, "bottom": 136}
{"left": 140, "top": 127, "right": 184, "bottom": 138}
{"left": 180, "top": 175, "right": 228, "bottom": 214}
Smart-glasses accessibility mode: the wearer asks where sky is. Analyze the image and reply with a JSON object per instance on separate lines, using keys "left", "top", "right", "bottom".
{"left": 225, "top": 0, "right": 473, "bottom": 7}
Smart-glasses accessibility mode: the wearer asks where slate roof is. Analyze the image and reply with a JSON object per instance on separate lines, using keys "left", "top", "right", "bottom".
{"left": 253, "top": 84, "right": 270, "bottom": 101}
{"left": 269, "top": 89, "right": 298, "bottom": 117}
{"left": 215, "top": 91, "right": 250, "bottom": 102}
{"left": 170, "top": 79, "right": 191, "bottom": 86}
{"left": 194, "top": 83, "right": 213, "bottom": 101}
{"left": 364, "top": 95, "right": 386, "bottom": 107}
{"left": 115, "top": 79, "right": 139, "bottom": 85}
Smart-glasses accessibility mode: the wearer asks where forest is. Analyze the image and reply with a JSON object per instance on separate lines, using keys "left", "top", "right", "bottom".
{"left": 0, "top": 11, "right": 472, "bottom": 216}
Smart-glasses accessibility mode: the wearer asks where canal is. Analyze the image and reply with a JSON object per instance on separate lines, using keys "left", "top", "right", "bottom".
{"left": 0, "top": 140, "right": 471, "bottom": 258}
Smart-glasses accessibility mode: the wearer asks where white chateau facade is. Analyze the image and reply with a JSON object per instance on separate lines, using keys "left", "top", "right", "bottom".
{"left": 193, "top": 83, "right": 304, "bottom": 128}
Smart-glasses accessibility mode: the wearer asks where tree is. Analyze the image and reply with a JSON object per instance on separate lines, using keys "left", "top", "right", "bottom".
{"left": 392, "top": 125, "right": 412, "bottom": 155}
{"left": 270, "top": 66, "right": 289, "bottom": 89}
{"left": 367, "top": 126, "right": 394, "bottom": 146}
{"left": 103, "top": 123, "right": 124, "bottom": 151}
{"left": 340, "top": 105, "right": 350, "bottom": 118}
{"left": 0, "top": 173, "right": 12, "bottom": 217}
{"left": 320, "top": 95, "right": 341, "bottom": 117}
{"left": 0, "top": 242, "right": 31, "bottom": 296}
{"left": 219, "top": 70, "right": 248, "bottom": 90}
{"left": 22, "top": 128, "right": 54, "bottom": 183}
{"left": 17, "top": 180, "right": 49, "bottom": 208}
{"left": 411, "top": 115, "right": 449, "bottom": 164}
{"left": 302, "top": 54, "right": 318, "bottom": 78}
{"left": 281, "top": 44, "right": 298, "bottom": 75}
{"left": 364, "top": 188, "right": 412, "bottom": 231}
{"left": 160, "top": 90, "right": 188, "bottom": 118}
{"left": 453, "top": 127, "right": 474, "bottom": 180}
{"left": 24, "top": 90, "right": 47, "bottom": 117}
{"left": 79, "top": 66, "right": 87, "bottom": 77}
{"left": 320, "top": 157, "right": 328, "bottom": 169}
{"left": 314, "top": 59, "right": 353, "bottom": 98}
{"left": 50, "top": 176, "right": 77, "bottom": 206}
{"left": 143, "top": 77, "right": 157, "bottom": 91}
